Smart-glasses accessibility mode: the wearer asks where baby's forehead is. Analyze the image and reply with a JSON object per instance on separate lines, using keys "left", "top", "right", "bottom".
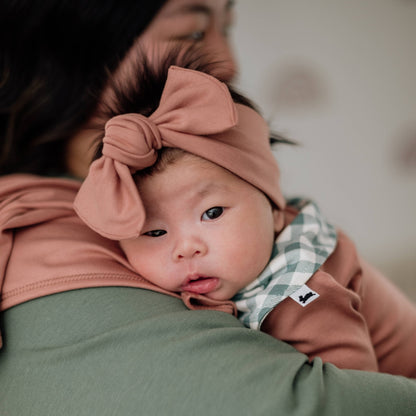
{"left": 137, "top": 152, "right": 238, "bottom": 188}
{"left": 136, "top": 152, "right": 267, "bottom": 204}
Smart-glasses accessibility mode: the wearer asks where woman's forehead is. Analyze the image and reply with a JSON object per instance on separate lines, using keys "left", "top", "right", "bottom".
{"left": 158, "top": 0, "right": 234, "bottom": 18}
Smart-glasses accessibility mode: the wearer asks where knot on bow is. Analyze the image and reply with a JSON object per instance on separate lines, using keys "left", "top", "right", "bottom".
{"left": 103, "top": 113, "right": 162, "bottom": 172}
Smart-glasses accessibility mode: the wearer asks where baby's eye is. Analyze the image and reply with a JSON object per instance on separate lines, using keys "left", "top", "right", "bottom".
{"left": 143, "top": 230, "right": 166, "bottom": 238}
{"left": 202, "top": 207, "right": 224, "bottom": 221}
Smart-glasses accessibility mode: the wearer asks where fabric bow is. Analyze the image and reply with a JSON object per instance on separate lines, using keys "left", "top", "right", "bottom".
{"left": 74, "top": 66, "right": 285, "bottom": 240}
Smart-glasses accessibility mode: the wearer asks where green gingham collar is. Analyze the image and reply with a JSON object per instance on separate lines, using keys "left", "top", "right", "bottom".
{"left": 232, "top": 198, "right": 337, "bottom": 330}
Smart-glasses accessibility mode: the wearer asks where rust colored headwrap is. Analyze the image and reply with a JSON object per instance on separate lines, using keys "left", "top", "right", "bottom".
{"left": 74, "top": 66, "right": 285, "bottom": 240}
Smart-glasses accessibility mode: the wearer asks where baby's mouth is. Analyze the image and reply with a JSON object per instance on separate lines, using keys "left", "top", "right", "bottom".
{"left": 181, "top": 275, "right": 220, "bottom": 295}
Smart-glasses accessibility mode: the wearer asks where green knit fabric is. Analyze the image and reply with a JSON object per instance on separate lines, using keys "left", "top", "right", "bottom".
{"left": 1, "top": 287, "right": 415, "bottom": 415}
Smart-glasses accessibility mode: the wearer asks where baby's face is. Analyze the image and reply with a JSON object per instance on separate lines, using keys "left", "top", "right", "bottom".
{"left": 120, "top": 155, "right": 276, "bottom": 301}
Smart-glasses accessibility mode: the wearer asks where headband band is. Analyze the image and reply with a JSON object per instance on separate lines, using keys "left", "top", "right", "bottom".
{"left": 74, "top": 66, "right": 285, "bottom": 240}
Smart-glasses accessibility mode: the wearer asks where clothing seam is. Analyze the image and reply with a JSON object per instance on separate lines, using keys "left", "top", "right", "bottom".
{"left": 2, "top": 272, "right": 144, "bottom": 300}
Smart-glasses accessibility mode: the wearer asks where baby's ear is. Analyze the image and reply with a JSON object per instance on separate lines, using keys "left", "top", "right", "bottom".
{"left": 273, "top": 208, "right": 285, "bottom": 234}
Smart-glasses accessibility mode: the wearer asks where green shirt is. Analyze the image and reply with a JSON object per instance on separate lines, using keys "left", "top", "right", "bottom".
{"left": 1, "top": 287, "right": 415, "bottom": 415}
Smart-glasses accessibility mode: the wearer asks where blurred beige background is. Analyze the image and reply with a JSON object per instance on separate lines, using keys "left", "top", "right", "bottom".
{"left": 232, "top": 0, "right": 416, "bottom": 300}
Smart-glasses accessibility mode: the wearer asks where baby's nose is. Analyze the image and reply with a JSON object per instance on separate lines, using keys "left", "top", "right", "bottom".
{"left": 172, "top": 236, "right": 208, "bottom": 261}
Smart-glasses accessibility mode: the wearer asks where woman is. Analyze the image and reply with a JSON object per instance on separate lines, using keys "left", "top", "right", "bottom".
{"left": 1, "top": 1, "right": 416, "bottom": 415}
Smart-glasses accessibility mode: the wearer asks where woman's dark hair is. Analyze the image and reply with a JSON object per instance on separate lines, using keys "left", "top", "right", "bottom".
{"left": 0, "top": 0, "right": 167, "bottom": 175}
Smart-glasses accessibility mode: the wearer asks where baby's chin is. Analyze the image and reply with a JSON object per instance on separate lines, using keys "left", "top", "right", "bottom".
{"left": 198, "top": 286, "right": 240, "bottom": 303}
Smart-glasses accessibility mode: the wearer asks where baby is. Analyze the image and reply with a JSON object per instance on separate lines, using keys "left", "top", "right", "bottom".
{"left": 75, "top": 61, "right": 416, "bottom": 376}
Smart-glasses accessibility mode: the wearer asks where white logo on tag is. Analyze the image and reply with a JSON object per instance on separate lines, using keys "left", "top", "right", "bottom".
{"left": 290, "top": 285, "right": 319, "bottom": 307}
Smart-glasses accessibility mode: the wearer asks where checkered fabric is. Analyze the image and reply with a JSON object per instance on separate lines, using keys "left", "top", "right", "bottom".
{"left": 232, "top": 198, "right": 337, "bottom": 330}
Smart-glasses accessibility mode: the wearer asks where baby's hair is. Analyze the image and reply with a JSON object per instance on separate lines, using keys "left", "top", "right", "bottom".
{"left": 133, "top": 148, "right": 188, "bottom": 182}
{"left": 92, "top": 44, "right": 294, "bottom": 163}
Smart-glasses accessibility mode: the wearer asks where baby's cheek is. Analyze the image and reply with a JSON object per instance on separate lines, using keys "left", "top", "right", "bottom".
{"left": 230, "top": 241, "right": 270, "bottom": 281}
{"left": 247, "top": 234, "right": 275, "bottom": 275}
{"left": 120, "top": 241, "right": 149, "bottom": 273}
{"left": 122, "top": 248, "right": 176, "bottom": 290}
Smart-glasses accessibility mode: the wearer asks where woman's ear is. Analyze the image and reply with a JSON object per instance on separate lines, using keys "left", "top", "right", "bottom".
{"left": 273, "top": 208, "right": 285, "bottom": 234}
